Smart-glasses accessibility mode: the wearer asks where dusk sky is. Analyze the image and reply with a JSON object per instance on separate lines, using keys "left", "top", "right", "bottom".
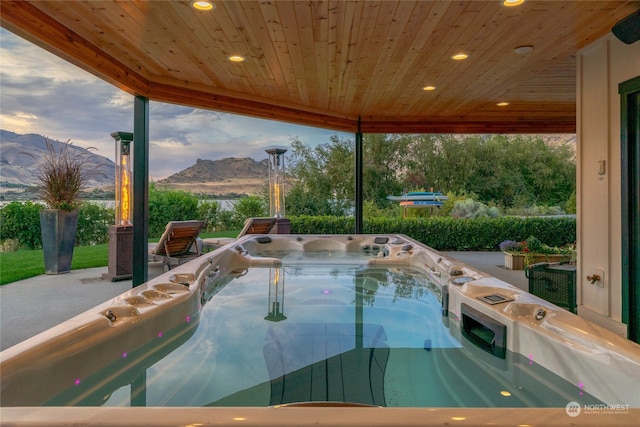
{"left": 0, "top": 28, "right": 349, "bottom": 180}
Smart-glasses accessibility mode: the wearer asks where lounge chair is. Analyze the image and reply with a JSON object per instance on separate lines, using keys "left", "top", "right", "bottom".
{"left": 201, "top": 217, "right": 277, "bottom": 251}
{"left": 148, "top": 220, "right": 204, "bottom": 270}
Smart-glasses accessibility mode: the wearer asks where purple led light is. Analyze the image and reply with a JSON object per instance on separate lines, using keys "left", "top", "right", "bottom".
{"left": 158, "top": 332, "right": 163, "bottom": 338}
{"left": 122, "top": 352, "right": 128, "bottom": 358}
{"left": 186, "top": 316, "right": 191, "bottom": 323}
{"left": 74, "top": 378, "right": 81, "bottom": 386}
{"left": 322, "top": 289, "right": 331, "bottom": 295}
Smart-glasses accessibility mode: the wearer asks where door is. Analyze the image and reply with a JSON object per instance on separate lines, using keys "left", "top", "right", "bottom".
{"left": 619, "top": 75, "right": 640, "bottom": 343}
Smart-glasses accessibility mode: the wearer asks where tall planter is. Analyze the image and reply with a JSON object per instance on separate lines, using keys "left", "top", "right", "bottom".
{"left": 40, "top": 209, "right": 79, "bottom": 274}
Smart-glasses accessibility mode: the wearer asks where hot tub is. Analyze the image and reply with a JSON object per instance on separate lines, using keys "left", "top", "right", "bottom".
{"left": 1, "top": 234, "right": 639, "bottom": 426}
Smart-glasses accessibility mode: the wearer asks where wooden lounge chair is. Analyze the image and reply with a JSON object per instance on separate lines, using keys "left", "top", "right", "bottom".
{"left": 148, "top": 220, "right": 204, "bottom": 270}
{"left": 201, "top": 217, "right": 277, "bottom": 251}
{"left": 238, "top": 217, "right": 278, "bottom": 235}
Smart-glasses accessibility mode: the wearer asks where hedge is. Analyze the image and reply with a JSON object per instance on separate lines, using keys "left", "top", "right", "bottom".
{"left": 289, "top": 215, "right": 576, "bottom": 251}
{"left": 0, "top": 201, "right": 42, "bottom": 249}
{"left": 0, "top": 201, "right": 115, "bottom": 249}
{"left": 1, "top": 199, "right": 575, "bottom": 252}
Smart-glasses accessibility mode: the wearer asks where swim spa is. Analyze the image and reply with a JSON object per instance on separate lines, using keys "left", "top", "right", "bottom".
{"left": 1, "top": 234, "right": 639, "bottom": 426}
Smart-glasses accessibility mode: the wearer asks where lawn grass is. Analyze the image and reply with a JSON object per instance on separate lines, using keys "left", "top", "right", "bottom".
{"left": 0, "top": 249, "right": 48, "bottom": 285}
{"left": 0, "top": 230, "right": 240, "bottom": 286}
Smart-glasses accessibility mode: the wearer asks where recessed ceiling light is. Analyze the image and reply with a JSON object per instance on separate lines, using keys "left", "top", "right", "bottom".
{"left": 423, "top": 85, "right": 436, "bottom": 91}
{"left": 228, "top": 55, "right": 245, "bottom": 62}
{"left": 514, "top": 45, "right": 534, "bottom": 54}
{"left": 497, "top": 102, "right": 510, "bottom": 107}
{"left": 191, "top": 1, "right": 215, "bottom": 11}
{"left": 502, "top": 0, "right": 525, "bottom": 7}
{"left": 451, "top": 52, "right": 468, "bottom": 61}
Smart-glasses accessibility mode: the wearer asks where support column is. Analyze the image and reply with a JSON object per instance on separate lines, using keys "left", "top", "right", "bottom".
{"left": 132, "top": 95, "right": 149, "bottom": 287}
{"left": 355, "top": 119, "right": 363, "bottom": 234}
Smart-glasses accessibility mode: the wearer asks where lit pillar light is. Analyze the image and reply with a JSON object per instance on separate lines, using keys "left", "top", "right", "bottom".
{"left": 113, "top": 132, "right": 133, "bottom": 225}
{"left": 265, "top": 147, "right": 287, "bottom": 218}
{"left": 102, "top": 131, "right": 134, "bottom": 282}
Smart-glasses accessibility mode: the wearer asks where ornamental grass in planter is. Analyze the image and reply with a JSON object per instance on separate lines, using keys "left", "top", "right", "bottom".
{"left": 34, "top": 138, "right": 101, "bottom": 274}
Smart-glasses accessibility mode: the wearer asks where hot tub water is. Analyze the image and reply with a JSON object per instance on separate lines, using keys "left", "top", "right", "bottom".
{"left": 42, "top": 254, "right": 602, "bottom": 408}
{"left": 2, "top": 234, "right": 638, "bottom": 427}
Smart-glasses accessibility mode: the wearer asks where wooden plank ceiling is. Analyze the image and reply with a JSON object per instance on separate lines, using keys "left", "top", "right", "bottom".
{"left": 1, "top": 0, "right": 638, "bottom": 134}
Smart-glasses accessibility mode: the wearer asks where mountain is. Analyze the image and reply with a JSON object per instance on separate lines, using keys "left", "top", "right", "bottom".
{"left": 0, "top": 130, "right": 115, "bottom": 192}
{"left": 0, "top": 130, "right": 270, "bottom": 198}
{"left": 157, "top": 157, "right": 269, "bottom": 196}
{"left": 160, "top": 157, "right": 269, "bottom": 183}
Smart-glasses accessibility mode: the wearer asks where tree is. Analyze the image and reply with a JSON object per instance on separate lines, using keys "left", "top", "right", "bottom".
{"left": 287, "top": 135, "right": 354, "bottom": 216}
{"left": 403, "top": 134, "right": 477, "bottom": 193}
{"left": 403, "top": 134, "right": 575, "bottom": 208}
{"left": 287, "top": 134, "right": 412, "bottom": 213}
{"left": 362, "top": 134, "right": 410, "bottom": 208}
{"left": 287, "top": 133, "right": 576, "bottom": 215}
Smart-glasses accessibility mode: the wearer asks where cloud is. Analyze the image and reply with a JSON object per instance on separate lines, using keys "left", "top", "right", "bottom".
{"left": 0, "top": 28, "right": 350, "bottom": 179}
{"left": 1, "top": 28, "right": 134, "bottom": 159}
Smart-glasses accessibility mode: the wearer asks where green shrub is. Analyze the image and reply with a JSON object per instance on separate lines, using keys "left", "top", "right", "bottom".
{"left": 197, "top": 200, "right": 222, "bottom": 232}
{"left": 217, "top": 210, "right": 235, "bottom": 231}
{"left": 148, "top": 184, "right": 200, "bottom": 237}
{"left": 504, "top": 204, "right": 568, "bottom": 216}
{"left": 76, "top": 202, "right": 114, "bottom": 245}
{"left": 0, "top": 201, "right": 44, "bottom": 249}
{"left": 450, "top": 198, "right": 500, "bottom": 219}
{"left": 439, "top": 191, "right": 478, "bottom": 217}
{"left": 0, "top": 238, "right": 20, "bottom": 252}
{"left": 525, "top": 236, "right": 544, "bottom": 253}
{"left": 363, "top": 200, "right": 401, "bottom": 219}
{"left": 231, "top": 195, "right": 268, "bottom": 228}
{"left": 565, "top": 191, "right": 576, "bottom": 214}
